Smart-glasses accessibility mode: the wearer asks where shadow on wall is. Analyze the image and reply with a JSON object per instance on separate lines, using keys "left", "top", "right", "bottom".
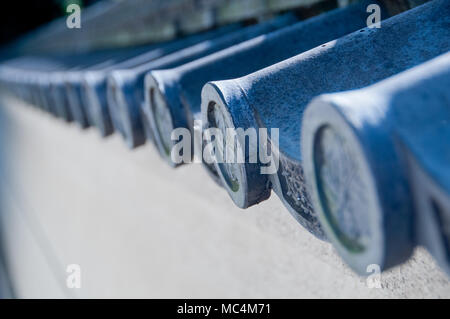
{"left": 0, "top": 102, "right": 15, "bottom": 298}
